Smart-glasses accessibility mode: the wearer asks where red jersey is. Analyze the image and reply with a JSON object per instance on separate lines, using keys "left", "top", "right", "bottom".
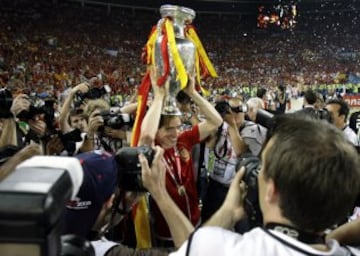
{"left": 151, "top": 125, "right": 201, "bottom": 239}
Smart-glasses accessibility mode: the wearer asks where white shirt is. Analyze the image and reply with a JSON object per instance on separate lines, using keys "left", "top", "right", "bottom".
{"left": 343, "top": 126, "right": 359, "bottom": 146}
{"left": 204, "top": 121, "right": 267, "bottom": 185}
{"left": 204, "top": 122, "right": 238, "bottom": 185}
{"left": 170, "top": 227, "right": 360, "bottom": 256}
{"left": 91, "top": 239, "right": 118, "bottom": 256}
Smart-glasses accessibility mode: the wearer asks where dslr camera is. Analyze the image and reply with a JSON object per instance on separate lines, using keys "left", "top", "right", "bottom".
{"left": 116, "top": 145, "right": 155, "bottom": 192}
{"left": 98, "top": 109, "right": 133, "bottom": 130}
{"left": 17, "top": 96, "right": 55, "bottom": 125}
{"left": 236, "top": 154, "right": 263, "bottom": 228}
{"left": 74, "top": 85, "right": 111, "bottom": 107}
{"left": 0, "top": 156, "right": 94, "bottom": 256}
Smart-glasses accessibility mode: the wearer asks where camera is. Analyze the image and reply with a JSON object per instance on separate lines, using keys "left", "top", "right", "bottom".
{"left": 16, "top": 96, "right": 44, "bottom": 121}
{"left": 58, "top": 129, "right": 83, "bottom": 155}
{"left": 0, "top": 88, "right": 13, "bottom": 118}
{"left": 99, "top": 110, "right": 133, "bottom": 130}
{"left": 236, "top": 154, "right": 263, "bottom": 228}
{"left": 314, "top": 108, "right": 332, "bottom": 123}
{"left": 0, "top": 145, "right": 21, "bottom": 165}
{"left": 74, "top": 85, "right": 111, "bottom": 107}
{"left": 17, "top": 96, "right": 55, "bottom": 126}
{"left": 230, "top": 104, "right": 248, "bottom": 113}
{"left": 255, "top": 108, "right": 275, "bottom": 130}
{"left": 215, "top": 101, "right": 231, "bottom": 116}
{"left": 115, "top": 145, "right": 155, "bottom": 192}
{"left": 215, "top": 101, "right": 248, "bottom": 117}
{"left": 0, "top": 156, "right": 86, "bottom": 256}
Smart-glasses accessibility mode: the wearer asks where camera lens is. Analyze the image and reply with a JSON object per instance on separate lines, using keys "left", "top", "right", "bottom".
{"left": 231, "top": 106, "right": 241, "bottom": 113}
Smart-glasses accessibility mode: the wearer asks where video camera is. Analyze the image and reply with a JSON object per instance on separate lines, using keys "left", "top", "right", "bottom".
{"left": 0, "top": 156, "right": 90, "bottom": 256}
{"left": 116, "top": 145, "right": 155, "bottom": 192}
{"left": 215, "top": 101, "right": 248, "bottom": 117}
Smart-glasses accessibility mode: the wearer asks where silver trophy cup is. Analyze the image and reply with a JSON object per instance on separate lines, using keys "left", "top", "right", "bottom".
{"left": 154, "top": 5, "right": 196, "bottom": 115}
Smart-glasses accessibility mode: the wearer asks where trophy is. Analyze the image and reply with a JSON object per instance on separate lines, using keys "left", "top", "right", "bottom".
{"left": 141, "top": 4, "right": 217, "bottom": 116}
{"left": 154, "top": 5, "right": 196, "bottom": 115}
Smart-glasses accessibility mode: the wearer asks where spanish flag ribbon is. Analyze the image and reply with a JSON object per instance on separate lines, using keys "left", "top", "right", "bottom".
{"left": 130, "top": 70, "right": 152, "bottom": 249}
{"left": 186, "top": 26, "right": 218, "bottom": 78}
{"left": 144, "top": 26, "right": 157, "bottom": 65}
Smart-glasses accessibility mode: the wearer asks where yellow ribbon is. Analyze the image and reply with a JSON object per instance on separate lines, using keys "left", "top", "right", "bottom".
{"left": 133, "top": 196, "right": 152, "bottom": 248}
{"left": 186, "top": 27, "right": 218, "bottom": 78}
{"left": 165, "top": 18, "right": 188, "bottom": 89}
{"left": 145, "top": 28, "right": 158, "bottom": 65}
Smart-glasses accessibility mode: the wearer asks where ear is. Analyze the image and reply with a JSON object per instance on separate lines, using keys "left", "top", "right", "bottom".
{"left": 264, "top": 178, "right": 278, "bottom": 204}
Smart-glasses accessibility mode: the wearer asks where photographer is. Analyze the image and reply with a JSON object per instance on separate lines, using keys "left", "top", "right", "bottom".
{"left": 201, "top": 97, "right": 248, "bottom": 224}
{"left": 169, "top": 114, "right": 360, "bottom": 256}
{"left": 63, "top": 147, "right": 173, "bottom": 256}
{"left": 9, "top": 92, "right": 62, "bottom": 155}
{"left": 78, "top": 98, "right": 137, "bottom": 154}
{"left": 59, "top": 82, "right": 89, "bottom": 134}
{"left": 0, "top": 89, "right": 27, "bottom": 148}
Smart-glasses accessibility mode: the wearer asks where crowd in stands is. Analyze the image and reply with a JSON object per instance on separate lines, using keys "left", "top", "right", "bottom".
{"left": 1, "top": 1, "right": 359, "bottom": 101}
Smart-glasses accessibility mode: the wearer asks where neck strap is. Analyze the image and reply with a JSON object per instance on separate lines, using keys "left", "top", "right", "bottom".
{"left": 265, "top": 222, "right": 325, "bottom": 244}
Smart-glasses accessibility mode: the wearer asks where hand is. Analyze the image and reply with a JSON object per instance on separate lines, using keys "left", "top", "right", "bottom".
{"left": 104, "top": 127, "right": 126, "bottom": 140}
{"left": 20, "top": 143, "right": 43, "bottom": 159}
{"left": 221, "top": 167, "right": 247, "bottom": 223}
{"left": 11, "top": 94, "right": 30, "bottom": 116}
{"left": 28, "top": 118, "right": 47, "bottom": 138}
{"left": 87, "top": 111, "right": 104, "bottom": 136}
{"left": 140, "top": 145, "right": 166, "bottom": 199}
{"left": 46, "top": 135, "right": 64, "bottom": 155}
{"left": 149, "top": 65, "right": 166, "bottom": 98}
{"left": 183, "top": 73, "right": 196, "bottom": 96}
{"left": 71, "top": 82, "right": 89, "bottom": 96}
{"left": 223, "top": 112, "right": 237, "bottom": 128}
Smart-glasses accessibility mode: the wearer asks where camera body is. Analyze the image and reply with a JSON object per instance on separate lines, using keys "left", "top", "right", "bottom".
{"left": 116, "top": 145, "right": 155, "bottom": 192}
{"left": 314, "top": 108, "right": 332, "bottom": 123}
{"left": 58, "top": 129, "right": 83, "bottom": 155}
{"left": 215, "top": 101, "right": 231, "bottom": 116}
{"left": 17, "top": 97, "right": 56, "bottom": 129}
{"left": 74, "top": 85, "right": 111, "bottom": 107}
{"left": 0, "top": 156, "right": 84, "bottom": 256}
{"left": 215, "top": 100, "right": 248, "bottom": 117}
{"left": 236, "top": 154, "right": 263, "bottom": 227}
{"left": 99, "top": 110, "right": 133, "bottom": 130}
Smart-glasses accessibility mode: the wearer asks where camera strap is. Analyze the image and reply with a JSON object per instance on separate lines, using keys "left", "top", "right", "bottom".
{"left": 265, "top": 223, "right": 325, "bottom": 244}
